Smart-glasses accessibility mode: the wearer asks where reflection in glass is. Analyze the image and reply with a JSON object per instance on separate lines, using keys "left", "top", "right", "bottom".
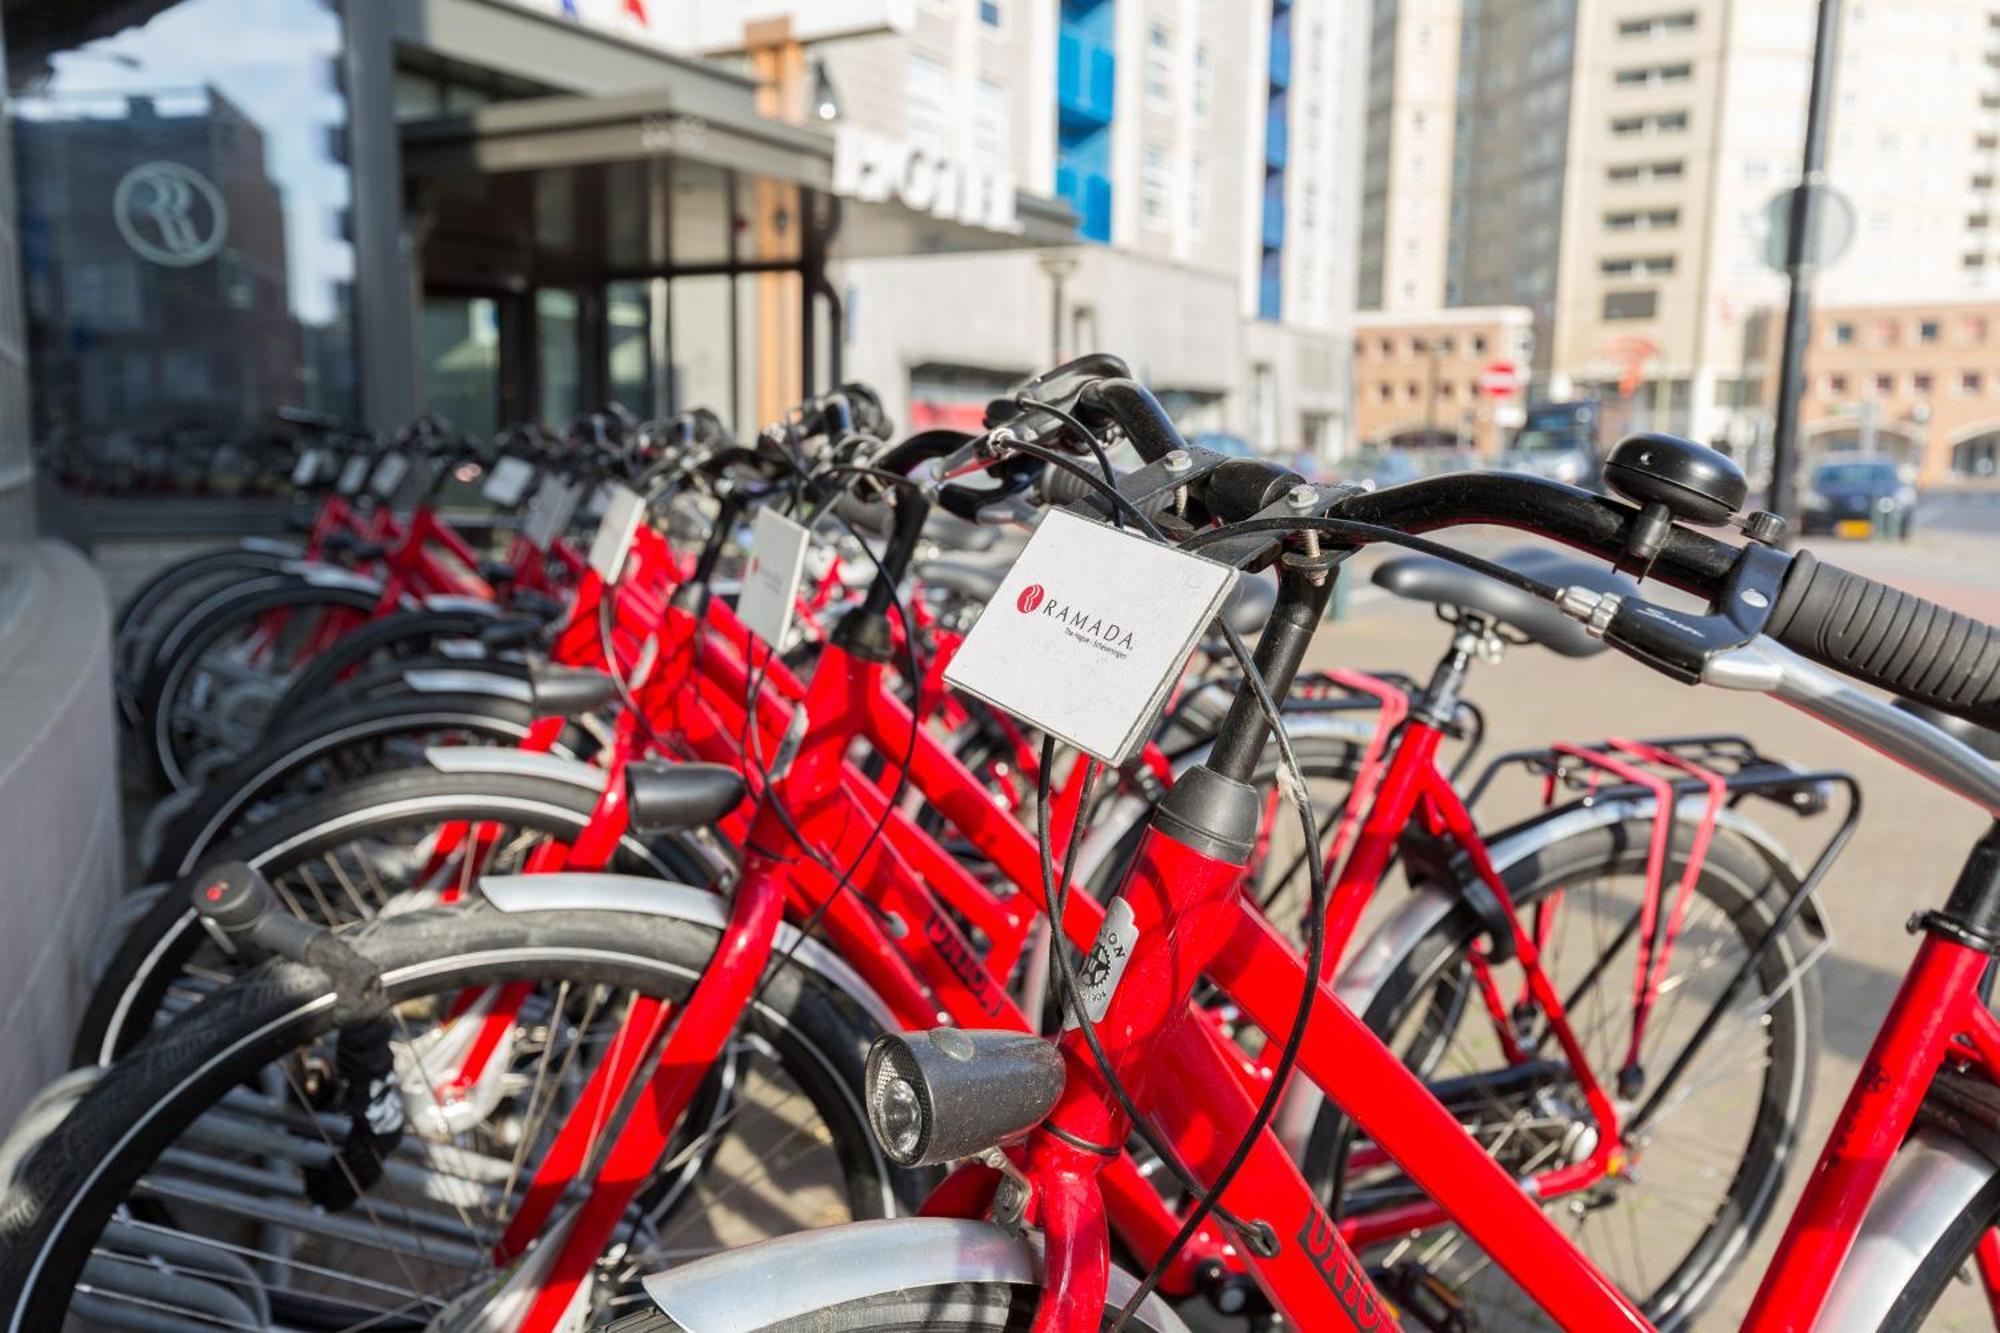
{"left": 669, "top": 161, "right": 731, "bottom": 266}
{"left": 608, "top": 281, "right": 653, "bottom": 416}
{"left": 536, "top": 288, "right": 582, "bottom": 424}
{"left": 8, "top": 0, "right": 356, "bottom": 501}
{"left": 670, "top": 275, "right": 733, "bottom": 427}
{"left": 423, "top": 297, "right": 500, "bottom": 437}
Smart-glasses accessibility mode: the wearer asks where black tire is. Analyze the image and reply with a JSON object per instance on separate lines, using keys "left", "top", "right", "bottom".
{"left": 114, "top": 547, "right": 298, "bottom": 721}
{"left": 263, "top": 607, "right": 501, "bottom": 732}
{"left": 76, "top": 767, "right": 700, "bottom": 1067}
{"left": 1, "top": 903, "right": 925, "bottom": 1331}
{"left": 616, "top": 1280, "right": 1175, "bottom": 1331}
{"left": 1306, "top": 819, "right": 1819, "bottom": 1332}
{"left": 142, "top": 691, "right": 583, "bottom": 880}
{"left": 140, "top": 575, "right": 381, "bottom": 790}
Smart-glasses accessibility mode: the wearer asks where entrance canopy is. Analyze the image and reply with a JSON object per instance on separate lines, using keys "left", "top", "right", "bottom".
{"left": 399, "top": 79, "right": 1071, "bottom": 434}
{"left": 400, "top": 84, "right": 1077, "bottom": 260}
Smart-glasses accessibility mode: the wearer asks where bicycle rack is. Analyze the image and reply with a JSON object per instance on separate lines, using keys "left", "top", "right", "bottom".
{"left": 1464, "top": 732, "right": 1860, "bottom": 1128}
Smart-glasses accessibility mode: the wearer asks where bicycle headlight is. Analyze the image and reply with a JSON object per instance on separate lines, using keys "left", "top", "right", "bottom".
{"left": 864, "top": 1028, "right": 1066, "bottom": 1168}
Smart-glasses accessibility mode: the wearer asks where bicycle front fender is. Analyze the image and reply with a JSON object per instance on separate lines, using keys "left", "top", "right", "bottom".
{"left": 478, "top": 872, "right": 898, "bottom": 1034}
{"left": 634, "top": 1218, "right": 1191, "bottom": 1333}
{"left": 1813, "top": 1125, "right": 2000, "bottom": 1329}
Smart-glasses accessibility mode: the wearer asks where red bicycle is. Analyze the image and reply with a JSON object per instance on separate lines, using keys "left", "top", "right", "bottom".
{"left": 626, "top": 390, "right": 2000, "bottom": 1333}
{"left": 3, "top": 378, "right": 1848, "bottom": 1331}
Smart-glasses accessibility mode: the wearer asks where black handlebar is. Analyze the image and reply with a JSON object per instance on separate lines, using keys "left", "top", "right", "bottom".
{"left": 1770, "top": 552, "right": 2000, "bottom": 729}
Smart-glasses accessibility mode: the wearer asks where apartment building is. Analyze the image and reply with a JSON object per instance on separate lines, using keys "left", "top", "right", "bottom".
{"left": 1430, "top": 0, "right": 2000, "bottom": 452}
{"left": 1778, "top": 299, "right": 2000, "bottom": 483}
{"left": 1445, "top": 0, "right": 1579, "bottom": 383}
{"left": 1819, "top": 2, "right": 2000, "bottom": 303}
{"left": 1352, "top": 305, "right": 1536, "bottom": 454}
{"left": 705, "top": 0, "right": 1368, "bottom": 462}
{"left": 1358, "top": 0, "right": 1461, "bottom": 311}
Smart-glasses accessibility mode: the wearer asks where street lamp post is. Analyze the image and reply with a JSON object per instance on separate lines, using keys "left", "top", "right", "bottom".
{"left": 1037, "top": 251, "right": 1080, "bottom": 365}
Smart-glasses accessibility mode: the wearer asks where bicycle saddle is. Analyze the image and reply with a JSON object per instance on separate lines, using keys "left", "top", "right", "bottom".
{"left": 1371, "top": 546, "right": 1639, "bottom": 658}
{"left": 1894, "top": 697, "right": 2000, "bottom": 762}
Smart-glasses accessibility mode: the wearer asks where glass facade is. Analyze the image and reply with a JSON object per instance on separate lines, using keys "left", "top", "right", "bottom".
{"left": 8, "top": 0, "right": 356, "bottom": 502}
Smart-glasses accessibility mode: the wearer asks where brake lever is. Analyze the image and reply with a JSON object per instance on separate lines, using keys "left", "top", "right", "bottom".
{"left": 1556, "top": 541, "right": 1789, "bottom": 683}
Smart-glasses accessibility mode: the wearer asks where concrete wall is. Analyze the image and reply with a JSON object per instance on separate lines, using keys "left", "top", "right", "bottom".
{"left": 0, "top": 12, "right": 123, "bottom": 1128}
{"left": 0, "top": 544, "right": 119, "bottom": 1126}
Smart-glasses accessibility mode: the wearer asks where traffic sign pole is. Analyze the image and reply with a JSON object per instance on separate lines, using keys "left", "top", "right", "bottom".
{"left": 1770, "top": 0, "right": 1844, "bottom": 538}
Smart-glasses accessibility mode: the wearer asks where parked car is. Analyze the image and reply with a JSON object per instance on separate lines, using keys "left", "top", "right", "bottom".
{"left": 1498, "top": 401, "right": 1602, "bottom": 489}
{"left": 1801, "top": 455, "right": 1919, "bottom": 540}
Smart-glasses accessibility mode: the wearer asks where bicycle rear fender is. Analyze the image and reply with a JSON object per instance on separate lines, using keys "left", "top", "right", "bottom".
{"left": 1359, "top": 792, "right": 1832, "bottom": 997}
{"left": 423, "top": 745, "right": 606, "bottom": 790}
{"left": 478, "top": 872, "right": 899, "bottom": 1034}
{"left": 633, "top": 1218, "right": 1191, "bottom": 1333}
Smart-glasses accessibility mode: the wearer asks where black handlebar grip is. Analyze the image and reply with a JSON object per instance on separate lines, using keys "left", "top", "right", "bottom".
{"left": 1767, "top": 550, "right": 2000, "bottom": 730}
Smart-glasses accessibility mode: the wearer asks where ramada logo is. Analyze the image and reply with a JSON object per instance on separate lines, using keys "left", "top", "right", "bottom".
{"left": 1017, "top": 584, "right": 1046, "bottom": 613}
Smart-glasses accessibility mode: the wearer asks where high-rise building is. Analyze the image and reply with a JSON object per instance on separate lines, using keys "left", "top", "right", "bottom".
{"left": 728, "top": 0, "right": 1369, "bottom": 462}
{"left": 1357, "top": 0, "right": 1460, "bottom": 311}
{"left": 1445, "top": 0, "right": 1578, "bottom": 382}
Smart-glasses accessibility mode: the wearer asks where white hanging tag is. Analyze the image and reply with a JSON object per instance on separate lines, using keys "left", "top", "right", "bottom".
{"left": 735, "top": 508, "right": 813, "bottom": 649}
{"left": 337, "top": 454, "right": 372, "bottom": 495}
{"left": 482, "top": 456, "right": 536, "bottom": 508}
{"left": 588, "top": 484, "right": 647, "bottom": 583}
{"left": 522, "top": 478, "right": 581, "bottom": 549}
{"left": 943, "top": 508, "right": 1238, "bottom": 766}
{"left": 368, "top": 452, "right": 411, "bottom": 500}
{"left": 292, "top": 447, "right": 331, "bottom": 487}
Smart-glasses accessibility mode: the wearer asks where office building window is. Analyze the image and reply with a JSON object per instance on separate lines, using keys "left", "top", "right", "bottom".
{"left": 1613, "top": 62, "right": 1692, "bottom": 86}
{"left": 1603, "top": 290, "right": 1659, "bottom": 320}
{"left": 1189, "top": 152, "right": 1208, "bottom": 234}
{"left": 1965, "top": 316, "right": 1990, "bottom": 342}
{"left": 972, "top": 77, "right": 1009, "bottom": 172}
{"left": 1619, "top": 11, "right": 1697, "bottom": 37}
{"left": 1964, "top": 371, "right": 1985, "bottom": 395}
{"left": 1921, "top": 319, "right": 1941, "bottom": 342}
{"left": 1146, "top": 22, "right": 1174, "bottom": 108}
{"left": 1833, "top": 321, "right": 1855, "bottom": 344}
{"left": 1828, "top": 373, "right": 1848, "bottom": 395}
{"left": 9, "top": 0, "right": 358, "bottom": 503}
{"left": 1193, "top": 41, "right": 1212, "bottom": 120}
{"left": 1875, "top": 373, "right": 1895, "bottom": 395}
{"left": 1915, "top": 373, "right": 1934, "bottom": 392}
{"left": 979, "top": 1, "right": 1003, "bottom": 28}
{"left": 905, "top": 53, "right": 953, "bottom": 158}
{"left": 1141, "top": 141, "right": 1171, "bottom": 226}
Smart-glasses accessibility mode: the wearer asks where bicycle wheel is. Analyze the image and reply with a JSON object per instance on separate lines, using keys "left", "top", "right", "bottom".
{"left": 142, "top": 691, "right": 588, "bottom": 881}
{"left": 78, "top": 767, "right": 705, "bottom": 1067}
{"left": 141, "top": 576, "right": 381, "bottom": 790}
{"left": 1306, "top": 818, "right": 1819, "bottom": 1332}
{"left": 1, "top": 902, "right": 921, "bottom": 1331}
{"left": 263, "top": 607, "right": 503, "bottom": 729}
{"left": 114, "top": 547, "right": 297, "bottom": 723}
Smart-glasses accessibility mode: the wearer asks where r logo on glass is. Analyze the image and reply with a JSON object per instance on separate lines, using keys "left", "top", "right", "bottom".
{"left": 113, "top": 161, "right": 229, "bottom": 267}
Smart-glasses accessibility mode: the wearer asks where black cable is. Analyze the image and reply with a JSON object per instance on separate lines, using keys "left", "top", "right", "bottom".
{"left": 1108, "top": 610, "right": 1329, "bottom": 1330}
{"left": 1181, "top": 515, "right": 1565, "bottom": 599}
{"left": 1014, "top": 393, "right": 1122, "bottom": 524}
{"left": 1034, "top": 741, "right": 1256, "bottom": 1238}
